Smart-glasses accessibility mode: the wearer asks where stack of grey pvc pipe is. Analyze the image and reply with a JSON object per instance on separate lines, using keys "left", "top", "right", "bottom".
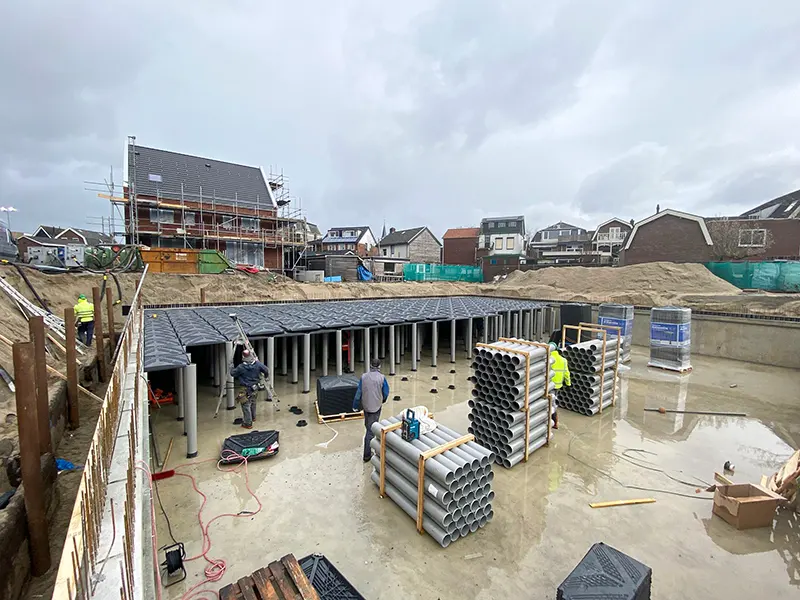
{"left": 468, "top": 339, "right": 555, "bottom": 469}
{"left": 558, "top": 338, "right": 619, "bottom": 415}
{"left": 369, "top": 417, "right": 495, "bottom": 548}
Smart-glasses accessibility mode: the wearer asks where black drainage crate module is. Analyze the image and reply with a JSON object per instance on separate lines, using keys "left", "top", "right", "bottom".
{"left": 558, "top": 542, "right": 652, "bottom": 600}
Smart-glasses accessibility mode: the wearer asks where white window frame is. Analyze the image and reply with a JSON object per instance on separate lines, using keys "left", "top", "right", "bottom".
{"left": 149, "top": 208, "right": 174, "bottom": 224}
{"left": 506, "top": 237, "right": 515, "bottom": 250}
{"left": 495, "top": 238, "right": 504, "bottom": 250}
{"left": 183, "top": 212, "right": 197, "bottom": 226}
{"left": 541, "top": 230, "right": 550, "bottom": 240}
{"left": 738, "top": 228, "right": 767, "bottom": 247}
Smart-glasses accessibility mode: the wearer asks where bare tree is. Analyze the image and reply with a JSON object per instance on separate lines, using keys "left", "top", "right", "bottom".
{"left": 707, "top": 219, "right": 773, "bottom": 260}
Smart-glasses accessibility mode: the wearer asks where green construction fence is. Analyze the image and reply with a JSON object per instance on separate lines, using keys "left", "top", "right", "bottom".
{"left": 705, "top": 261, "right": 800, "bottom": 292}
{"left": 403, "top": 263, "right": 483, "bottom": 282}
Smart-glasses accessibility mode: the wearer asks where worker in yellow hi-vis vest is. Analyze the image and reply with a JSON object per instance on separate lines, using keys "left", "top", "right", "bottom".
{"left": 73, "top": 293, "right": 95, "bottom": 345}
{"left": 549, "top": 342, "right": 571, "bottom": 430}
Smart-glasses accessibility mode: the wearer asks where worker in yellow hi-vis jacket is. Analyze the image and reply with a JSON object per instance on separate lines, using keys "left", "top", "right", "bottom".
{"left": 549, "top": 342, "right": 571, "bottom": 430}
{"left": 73, "top": 293, "right": 95, "bottom": 345}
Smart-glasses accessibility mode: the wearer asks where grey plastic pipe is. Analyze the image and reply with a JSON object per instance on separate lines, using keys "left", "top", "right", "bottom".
{"left": 381, "top": 417, "right": 464, "bottom": 474}
{"left": 369, "top": 473, "right": 451, "bottom": 548}
{"left": 369, "top": 440, "right": 456, "bottom": 505}
{"left": 371, "top": 421, "right": 455, "bottom": 486}
{"left": 501, "top": 434, "right": 551, "bottom": 469}
{"left": 426, "top": 427, "right": 491, "bottom": 467}
{"left": 434, "top": 423, "right": 496, "bottom": 462}
{"left": 370, "top": 459, "right": 454, "bottom": 528}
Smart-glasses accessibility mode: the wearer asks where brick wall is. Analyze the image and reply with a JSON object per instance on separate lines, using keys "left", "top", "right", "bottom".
{"left": 443, "top": 237, "right": 478, "bottom": 265}
{"left": 621, "top": 214, "right": 714, "bottom": 265}
{"left": 408, "top": 229, "right": 442, "bottom": 263}
{"left": 713, "top": 219, "right": 800, "bottom": 258}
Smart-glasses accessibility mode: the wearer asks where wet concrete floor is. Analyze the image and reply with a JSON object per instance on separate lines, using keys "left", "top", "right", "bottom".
{"left": 152, "top": 346, "right": 800, "bottom": 599}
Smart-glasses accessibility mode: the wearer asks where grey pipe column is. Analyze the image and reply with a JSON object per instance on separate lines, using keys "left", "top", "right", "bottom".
{"left": 303, "top": 333, "right": 311, "bottom": 393}
{"left": 411, "top": 323, "right": 418, "bottom": 371}
{"left": 176, "top": 366, "right": 185, "bottom": 421}
{"left": 466, "top": 318, "right": 473, "bottom": 358}
{"left": 450, "top": 319, "right": 457, "bottom": 363}
{"left": 225, "top": 341, "right": 235, "bottom": 410}
{"left": 511, "top": 312, "right": 518, "bottom": 338}
{"left": 358, "top": 329, "right": 364, "bottom": 363}
{"left": 257, "top": 339, "right": 265, "bottom": 362}
{"left": 217, "top": 343, "right": 225, "bottom": 397}
{"left": 184, "top": 362, "right": 198, "bottom": 458}
{"left": 291, "top": 335, "right": 299, "bottom": 384}
{"left": 210, "top": 345, "right": 218, "bottom": 387}
{"left": 377, "top": 327, "right": 384, "bottom": 359}
{"left": 266, "top": 337, "right": 275, "bottom": 389}
{"left": 507, "top": 311, "right": 512, "bottom": 336}
{"left": 281, "top": 337, "right": 288, "bottom": 376}
{"left": 335, "top": 330, "right": 343, "bottom": 375}
{"left": 373, "top": 327, "right": 379, "bottom": 361}
{"left": 348, "top": 330, "right": 356, "bottom": 373}
{"left": 310, "top": 334, "right": 316, "bottom": 371}
{"left": 322, "top": 332, "right": 329, "bottom": 376}
{"left": 364, "top": 327, "right": 371, "bottom": 374}
{"left": 431, "top": 321, "right": 438, "bottom": 367}
{"left": 395, "top": 325, "right": 401, "bottom": 364}
{"left": 389, "top": 325, "right": 396, "bottom": 375}
{"left": 482, "top": 317, "right": 488, "bottom": 343}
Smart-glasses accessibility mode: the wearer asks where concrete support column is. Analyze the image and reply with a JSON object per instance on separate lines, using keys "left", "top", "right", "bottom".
{"left": 310, "top": 334, "right": 317, "bottom": 371}
{"left": 348, "top": 330, "right": 355, "bottom": 373}
{"left": 411, "top": 323, "right": 418, "bottom": 372}
{"left": 266, "top": 337, "right": 275, "bottom": 389}
{"left": 225, "top": 341, "right": 235, "bottom": 410}
{"left": 322, "top": 332, "right": 329, "bottom": 376}
{"left": 466, "top": 317, "right": 473, "bottom": 358}
{"left": 281, "top": 337, "right": 288, "bottom": 376}
{"left": 303, "top": 333, "right": 311, "bottom": 393}
{"left": 450, "top": 319, "right": 456, "bottom": 363}
{"left": 291, "top": 335, "right": 299, "bottom": 384}
{"left": 372, "top": 327, "right": 379, "bottom": 361}
{"left": 364, "top": 327, "right": 371, "bottom": 374}
{"left": 431, "top": 321, "right": 438, "bottom": 367}
{"left": 389, "top": 325, "right": 396, "bottom": 376}
{"left": 185, "top": 362, "right": 198, "bottom": 458}
{"left": 395, "top": 325, "right": 401, "bottom": 364}
{"left": 335, "top": 330, "right": 343, "bottom": 376}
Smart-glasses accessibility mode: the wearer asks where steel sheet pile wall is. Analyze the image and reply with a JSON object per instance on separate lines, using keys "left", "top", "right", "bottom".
{"left": 369, "top": 418, "right": 495, "bottom": 548}
{"left": 648, "top": 306, "right": 692, "bottom": 372}
{"left": 468, "top": 340, "right": 554, "bottom": 468}
{"left": 597, "top": 303, "right": 634, "bottom": 362}
{"left": 559, "top": 338, "right": 619, "bottom": 415}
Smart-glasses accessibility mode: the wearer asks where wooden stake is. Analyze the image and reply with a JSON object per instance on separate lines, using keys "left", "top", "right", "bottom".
{"left": 590, "top": 498, "right": 656, "bottom": 509}
{"left": 13, "top": 341, "right": 51, "bottom": 575}
{"left": 29, "top": 316, "right": 53, "bottom": 456}
{"left": 106, "top": 289, "right": 116, "bottom": 353}
{"left": 200, "top": 287, "right": 207, "bottom": 304}
{"left": 92, "top": 286, "right": 106, "bottom": 381}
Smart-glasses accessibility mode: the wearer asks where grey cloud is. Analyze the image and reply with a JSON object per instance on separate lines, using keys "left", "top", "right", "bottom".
{"left": 3, "top": 0, "right": 800, "bottom": 239}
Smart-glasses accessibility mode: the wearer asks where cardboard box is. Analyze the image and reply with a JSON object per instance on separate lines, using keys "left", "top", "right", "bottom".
{"left": 712, "top": 483, "right": 783, "bottom": 529}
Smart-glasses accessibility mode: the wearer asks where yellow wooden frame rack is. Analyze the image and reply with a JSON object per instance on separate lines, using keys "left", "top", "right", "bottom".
{"left": 561, "top": 323, "right": 622, "bottom": 413}
{"left": 378, "top": 420, "right": 474, "bottom": 535}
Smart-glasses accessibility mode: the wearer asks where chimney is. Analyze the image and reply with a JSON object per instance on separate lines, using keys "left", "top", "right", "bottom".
{"left": 390, "top": 227, "right": 396, "bottom": 233}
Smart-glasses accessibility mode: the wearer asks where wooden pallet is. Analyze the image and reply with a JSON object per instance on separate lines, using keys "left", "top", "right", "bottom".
{"left": 315, "top": 401, "right": 364, "bottom": 424}
{"left": 219, "top": 554, "right": 320, "bottom": 600}
{"left": 647, "top": 363, "right": 693, "bottom": 374}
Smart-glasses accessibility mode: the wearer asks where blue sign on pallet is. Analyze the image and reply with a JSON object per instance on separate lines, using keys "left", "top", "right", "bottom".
{"left": 598, "top": 316, "right": 632, "bottom": 336}
{"left": 650, "top": 322, "right": 690, "bottom": 346}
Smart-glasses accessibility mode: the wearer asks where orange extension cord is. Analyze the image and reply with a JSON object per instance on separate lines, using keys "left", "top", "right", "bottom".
{"left": 151, "top": 450, "right": 264, "bottom": 600}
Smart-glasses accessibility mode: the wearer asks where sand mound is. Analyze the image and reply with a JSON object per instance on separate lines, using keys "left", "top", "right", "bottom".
{"left": 491, "top": 262, "right": 741, "bottom": 306}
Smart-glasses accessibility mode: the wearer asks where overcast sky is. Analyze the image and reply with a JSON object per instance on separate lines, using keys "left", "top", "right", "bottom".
{"left": 3, "top": 0, "right": 800, "bottom": 239}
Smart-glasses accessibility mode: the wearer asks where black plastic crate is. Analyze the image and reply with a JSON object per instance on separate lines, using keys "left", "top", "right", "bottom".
{"left": 299, "top": 554, "right": 365, "bottom": 600}
{"left": 558, "top": 542, "right": 652, "bottom": 600}
{"left": 316, "top": 375, "right": 360, "bottom": 416}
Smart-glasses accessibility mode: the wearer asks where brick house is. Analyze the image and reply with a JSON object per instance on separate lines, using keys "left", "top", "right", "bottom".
{"left": 620, "top": 209, "right": 714, "bottom": 265}
{"left": 16, "top": 225, "right": 114, "bottom": 263}
{"left": 705, "top": 190, "right": 800, "bottom": 260}
{"left": 478, "top": 216, "right": 526, "bottom": 255}
{"left": 379, "top": 226, "right": 442, "bottom": 263}
{"left": 528, "top": 222, "right": 592, "bottom": 264}
{"left": 442, "top": 227, "right": 480, "bottom": 265}
{"left": 591, "top": 218, "right": 633, "bottom": 258}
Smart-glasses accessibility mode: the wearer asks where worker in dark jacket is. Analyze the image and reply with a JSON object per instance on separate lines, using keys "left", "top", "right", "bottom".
{"left": 230, "top": 349, "right": 269, "bottom": 429}
{"left": 353, "top": 358, "right": 390, "bottom": 462}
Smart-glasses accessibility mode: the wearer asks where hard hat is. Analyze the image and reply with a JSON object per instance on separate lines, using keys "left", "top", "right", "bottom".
{"left": 548, "top": 342, "right": 557, "bottom": 351}
{"left": 78, "top": 294, "right": 86, "bottom": 300}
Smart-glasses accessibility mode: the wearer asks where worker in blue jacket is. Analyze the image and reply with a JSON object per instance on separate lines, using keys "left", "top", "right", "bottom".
{"left": 353, "top": 358, "right": 389, "bottom": 462}
{"left": 230, "top": 349, "right": 269, "bottom": 429}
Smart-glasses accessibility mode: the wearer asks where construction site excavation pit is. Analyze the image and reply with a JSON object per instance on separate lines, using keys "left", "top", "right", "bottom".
{"left": 139, "top": 292, "right": 800, "bottom": 599}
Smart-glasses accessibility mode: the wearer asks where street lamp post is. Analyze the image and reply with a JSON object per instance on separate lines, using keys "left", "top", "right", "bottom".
{"left": 0, "top": 207, "right": 18, "bottom": 231}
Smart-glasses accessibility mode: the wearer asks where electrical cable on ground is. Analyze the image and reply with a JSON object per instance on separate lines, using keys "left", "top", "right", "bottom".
{"left": 565, "top": 431, "right": 714, "bottom": 501}
{"left": 316, "top": 420, "right": 339, "bottom": 448}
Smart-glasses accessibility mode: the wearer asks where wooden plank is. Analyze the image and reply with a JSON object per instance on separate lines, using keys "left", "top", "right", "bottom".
{"left": 417, "top": 454, "right": 426, "bottom": 533}
{"left": 421, "top": 434, "right": 474, "bottom": 459}
{"left": 379, "top": 422, "right": 403, "bottom": 498}
{"left": 590, "top": 498, "right": 656, "bottom": 509}
{"left": 524, "top": 351, "right": 530, "bottom": 461}
{"left": 280, "top": 555, "right": 320, "bottom": 600}
{"left": 219, "top": 582, "right": 242, "bottom": 600}
{"left": 237, "top": 576, "right": 260, "bottom": 600}
{"left": 268, "top": 561, "right": 300, "bottom": 600}
{"left": 715, "top": 472, "right": 734, "bottom": 485}
{"left": 251, "top": 568, "right": 280, "bottom": 600}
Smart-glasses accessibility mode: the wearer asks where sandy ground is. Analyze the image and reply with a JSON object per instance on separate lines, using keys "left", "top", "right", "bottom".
{"left": 151, "top": 347, "right": 799, "bottom": 600}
